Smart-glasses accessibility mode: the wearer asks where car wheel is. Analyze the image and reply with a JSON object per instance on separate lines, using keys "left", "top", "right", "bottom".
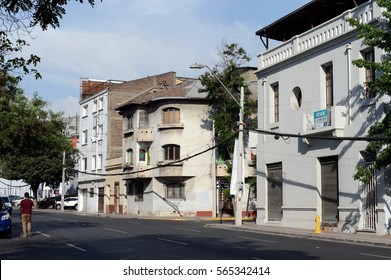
{"left": 74, "top": 204, "right": 78, "bottom": 210}
{"left": 6, "top": 230, "right": 12, "bottom": 238}
{"left": 56, "top": 204, "right": 61, "bottom": 210}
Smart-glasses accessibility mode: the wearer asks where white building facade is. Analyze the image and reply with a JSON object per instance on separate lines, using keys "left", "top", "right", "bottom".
{"left": 116, "top": 78, "right": 217, "bottom": 217}
{"left": 255, "top": 0, "right": 391, "bottom": 235}
{"left": 77, "top": 89, "right": 109, "bottom": 213}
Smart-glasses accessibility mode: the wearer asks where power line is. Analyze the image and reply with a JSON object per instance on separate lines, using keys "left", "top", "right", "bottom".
{"left": 250, "top": 128, "right": 391, "bottom": 142}
{"left": 76, "top": 132, "right": 239, "bottom": 177}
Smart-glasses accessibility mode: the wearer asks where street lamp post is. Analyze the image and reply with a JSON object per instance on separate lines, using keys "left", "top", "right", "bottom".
{"left": 190, "top": 63, "right": 244, "bottom": 226}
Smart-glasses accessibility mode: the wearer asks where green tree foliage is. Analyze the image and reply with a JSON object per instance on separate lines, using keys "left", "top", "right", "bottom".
{"left": 347, "top": 0, "right": 391, "bottom": 183}
{"left": 0, "top": 75, "right": 79, "bottom": 201}
{"left": 0, "top": 0, "right": 98, "bottom": 81}
{"left": 197, "top": 42, "right": 257, "bottom": 157}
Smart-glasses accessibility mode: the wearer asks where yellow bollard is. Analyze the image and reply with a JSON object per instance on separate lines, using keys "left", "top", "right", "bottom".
{"left": 314, "top": 215, "right": 322, "bottom": 234}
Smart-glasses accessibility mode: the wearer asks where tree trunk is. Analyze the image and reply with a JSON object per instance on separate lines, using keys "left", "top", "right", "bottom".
{"left": 31, "top": 183, "right": 39, "bottom": 209}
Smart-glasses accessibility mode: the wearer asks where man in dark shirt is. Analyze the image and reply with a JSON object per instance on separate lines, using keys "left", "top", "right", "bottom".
{"left": 19, "top": 192, "right": 34, "bottom": 237}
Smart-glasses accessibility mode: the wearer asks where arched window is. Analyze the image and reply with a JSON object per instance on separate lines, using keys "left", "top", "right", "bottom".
{"left": 162, "top": 107, "right": 180, "bottom": 124}
{"left": 163, "top": 144, "right": 180, "bottom": 160}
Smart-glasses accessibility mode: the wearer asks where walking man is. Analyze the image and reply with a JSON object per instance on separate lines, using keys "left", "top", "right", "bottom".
{"left": 19, "top": 192, "right": 34, "bottom": 237}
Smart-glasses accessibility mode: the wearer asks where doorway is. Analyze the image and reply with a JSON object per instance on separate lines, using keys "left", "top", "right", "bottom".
{"left": 320, "top": 156, "right": 339, "bottom": 225}
{"left": 267, "top": 163, "right": 283, "bottom": 221}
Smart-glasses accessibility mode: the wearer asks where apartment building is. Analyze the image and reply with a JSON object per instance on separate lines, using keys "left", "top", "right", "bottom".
{"left": 255, "top": 0, "right": 390, "bottom": 234}
{"left": 115, "top": 77, "right": 217, "bottom": 216}
{"left": 77, "top": 73, "right": 179, "bottom": 214}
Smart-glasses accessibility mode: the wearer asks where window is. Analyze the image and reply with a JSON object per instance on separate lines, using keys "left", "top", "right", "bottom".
{"left": 139, "top": 110, "right": 148, "bottom": 128}
{"left": 92, "top": 154, "right": 102, "bottom": 170}
{"left": 92, "top": 155, "right": 96, "bottom": 171}
{"left": 98, "top": 124, "right": 103, "bottom": 140}
{"left": 324, "top": 64, "right": 334, "bottom": 109}
{"left": 89, "top": 187, "right": 94, "bottom": 198}
{"left": 97, "top": 154, "right": 102, "bottom": 170}
{"left": 125, "top": 149, "right": 133, "bottom": 164}
{"left": 82, "top": 130, "right": 88, "bottom": 145}
{"left": 272, "top": 84, "right": 279, "bottom": 123}
{"left": 82, "top": 105, "right": 88, "bottom": 117}
{"left": 163, "top": 144, "right": 180, "bottom": 160}
{"left": 166, "top": 183, "right": 185, "bottom": 199}
{"left": 290, "top": 87, "right": 302, "bottom": 110}
{"left": 139, "top": 148, "right": 146, "bottom": 161}
{"left": 92, "top": 100, "right": 97, "bottom": 113}
{"left": 162, "top": 107, "right": 180, "bottom": 124}
{"left": 135, "top": 182, "right": 144, "bottom": 201}
{"left": 126, "top": 114, "right": 133, "bottom": 130}
{"left": 364, "top": 49, "right": 376, "bottom": 99}
{"left": 81, "top": 157, "right": 87, "bottom": 171}
{"left": 98, "top": 97, "right": 104, "bottom": 111}
{"left": 92, "top": 126, "right": 97, "bottom": 142}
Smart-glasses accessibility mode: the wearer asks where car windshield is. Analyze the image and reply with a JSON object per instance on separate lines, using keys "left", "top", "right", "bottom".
{"left": 1, "top": 197, "right": 10, "bottom": 202}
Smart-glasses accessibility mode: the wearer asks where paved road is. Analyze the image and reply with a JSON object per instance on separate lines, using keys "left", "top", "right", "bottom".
{"left": 1, "top": 209, "right": 391, "bottom": 260}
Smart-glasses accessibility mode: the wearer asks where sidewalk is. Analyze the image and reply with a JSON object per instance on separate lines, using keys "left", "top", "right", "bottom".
{"left": 204, "top": 219, "right": 391, "bottom": 249}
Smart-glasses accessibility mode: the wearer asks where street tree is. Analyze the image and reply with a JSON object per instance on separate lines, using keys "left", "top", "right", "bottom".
{"left": 0, "top": 0, "right": 98, "bottom": 81}
{"left": 0, "top": 77, "right": 79, "bottom": 204}
{"left": 347, "top": 0, "right": 391, "bottom": 183}
{"left": 197, "top": 42, "right": 257, "bottom": 158}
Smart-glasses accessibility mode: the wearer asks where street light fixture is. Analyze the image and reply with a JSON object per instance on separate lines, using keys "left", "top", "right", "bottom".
{"left": 190, "top": 63, "right": 244, "bottom": 226}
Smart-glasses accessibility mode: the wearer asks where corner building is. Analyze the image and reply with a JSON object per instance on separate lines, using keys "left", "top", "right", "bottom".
{"left": 255, "top": 0, "right": 390, "bottom": 235}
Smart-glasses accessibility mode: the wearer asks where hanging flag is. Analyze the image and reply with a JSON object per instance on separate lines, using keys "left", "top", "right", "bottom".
{"left": 230, "top": 139, "right": 239, "bottom": 195}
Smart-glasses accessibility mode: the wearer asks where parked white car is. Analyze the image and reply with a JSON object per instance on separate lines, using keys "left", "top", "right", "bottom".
{"left": 11, "top": 196, "right": 24, "bottom": 207}
{"left": 56, "top": 197, "right": 78, "bottom": 210}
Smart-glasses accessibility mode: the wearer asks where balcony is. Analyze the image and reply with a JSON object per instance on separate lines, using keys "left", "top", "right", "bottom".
{"left": 157, "top": 123, "right": 184, "bottom": 130}
{"left": 123, "top": 127, "right": 134, "bottom": 137}
{"left": 122, "top": 162, "right": 134, "bottom": 171}
{"left": 123, "top": 165, "right": 152, "bottom": 179}
{"left": 216, "top": 162, "right": 229, "bottom": 177}
{"left": 156, "top": 161, "right": 183, "bottom": 177}
{"left": 258, "top": 1, "right": 377, "bottom": 70}
{"left": 302, "top": 106, "right": 346, "bottom": 137}
{"left": 137, "top": 128, "right": 153, "bottom": 142}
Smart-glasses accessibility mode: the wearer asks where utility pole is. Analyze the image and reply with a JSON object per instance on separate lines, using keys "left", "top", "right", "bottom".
{"left": 190, "top": 63, "right": 244, "bottom": 226}
{"left": 235, "top": 86, "right": 244, "bottom": 226}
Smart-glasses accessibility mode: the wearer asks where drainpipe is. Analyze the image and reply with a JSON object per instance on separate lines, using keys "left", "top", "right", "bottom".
{"left": 346, "top": 43, "right": 352, "bottom": 125}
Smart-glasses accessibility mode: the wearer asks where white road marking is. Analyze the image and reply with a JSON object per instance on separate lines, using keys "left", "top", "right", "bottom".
{"left": 67, "top": 243, "right": 87, "bottom": 252}
{"left": 104, "top": 227, "right": 128, "bottom": 234}
{"left": 171, "top": 227, "right": 201, "bottom": 233}
{"left": 128, "top": 221, "right": 141, "bottom": 225}
{"left": 360, "top": 253, "right": 391, "bottom": 259}
{"left": 36, "top": 231, "right": 51, "bottom": 238}
{"left": 157, "top": 238, "right": 189, "bottom": 246}
{"left": 54, "top": 218, "right": 63, "bottom": 221}
{"left": 238, "top": 236, "right": 278, "bottom": 244}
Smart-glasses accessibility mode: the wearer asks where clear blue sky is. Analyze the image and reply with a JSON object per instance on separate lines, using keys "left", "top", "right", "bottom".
{"left": 20, "top": 0, "right": 310, "bottom": 116}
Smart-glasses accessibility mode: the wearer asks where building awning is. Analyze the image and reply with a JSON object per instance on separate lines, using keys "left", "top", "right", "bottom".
{"left": 255, "top": 0, "right": 368, "bottom": 48}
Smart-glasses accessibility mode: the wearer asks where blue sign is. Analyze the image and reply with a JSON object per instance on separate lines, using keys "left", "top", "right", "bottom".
{"left": 314, "top": 109, "right": 330, "bottom": 129}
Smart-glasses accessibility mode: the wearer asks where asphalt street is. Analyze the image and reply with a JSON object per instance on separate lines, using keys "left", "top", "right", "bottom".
{"left": 1, "top": 209, "right": 391, "bottom": 260}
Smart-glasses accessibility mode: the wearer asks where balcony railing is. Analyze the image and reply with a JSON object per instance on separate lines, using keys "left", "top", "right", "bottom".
{"left": 258, "top": 1, "right": 377, "bottom": 70}
{"left": 123, "top": 165, "right": 152, "bottom": 179}
{"left": 302, "top": 106, "right": 346, "bottom": 137}
{"left": 137, "top": 128, "right": 153, "bottom": 142}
